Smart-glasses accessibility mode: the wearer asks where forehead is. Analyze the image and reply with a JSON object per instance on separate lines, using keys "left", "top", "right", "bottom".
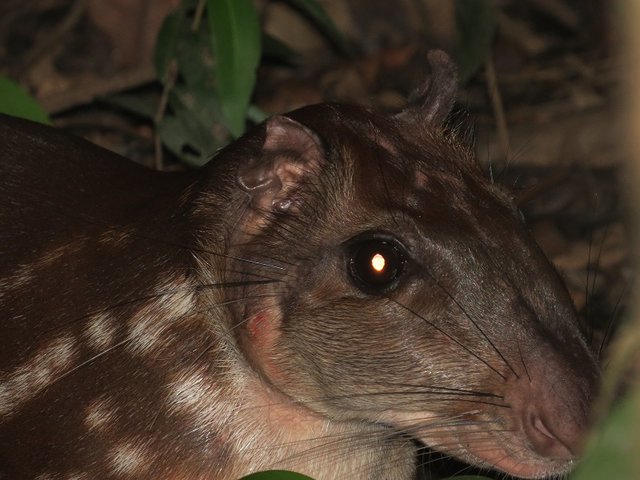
{"left": 345, "top": 130, "right": 472, "bottom": 207}
{"left": 288, "top": 103, "right": 515, "bottom": 237}
{"left": 334, "top": 131, "right": 517, "bottom": 239}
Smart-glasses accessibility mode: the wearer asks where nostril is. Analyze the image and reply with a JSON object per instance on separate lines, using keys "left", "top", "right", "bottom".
{"left": 524, "top": 409, "right": 575, "bottom": 460}
{"left": 532, "top": 415, "right": 554, "bottom": 440}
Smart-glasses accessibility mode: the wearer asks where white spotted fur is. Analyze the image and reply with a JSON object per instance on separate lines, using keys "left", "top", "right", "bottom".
{"left": 0, "top": 334, "right": 77, "bottom": 417}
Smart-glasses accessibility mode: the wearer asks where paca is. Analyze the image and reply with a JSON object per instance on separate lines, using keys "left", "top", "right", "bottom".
{"left": 0, "top": 51, "right": 598, "bottom": 480}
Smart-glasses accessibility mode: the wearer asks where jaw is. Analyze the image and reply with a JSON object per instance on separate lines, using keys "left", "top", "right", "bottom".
{"left": 382, "top": 411, "right": 574, "bottom": 479}
{"left": 451, "top": 440, "right": 573, "bottom": 479}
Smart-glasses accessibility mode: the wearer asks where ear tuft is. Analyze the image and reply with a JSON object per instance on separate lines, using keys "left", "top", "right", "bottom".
{"left": 396, "top": 50, "right": 458, "bottom": 127}
{"left": 262, "top": 115, "right": 322, "bottom": 154}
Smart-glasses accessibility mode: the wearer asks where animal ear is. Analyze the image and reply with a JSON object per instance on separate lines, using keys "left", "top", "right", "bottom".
{"left": 237, "top": 115, "right": 325, "bottom": 214}
{"left": 396, "top": 49, "right": 458, "bottom": 126}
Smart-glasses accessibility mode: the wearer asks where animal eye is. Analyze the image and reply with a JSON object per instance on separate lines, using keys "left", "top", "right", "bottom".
{"left": 347, "top": 236, "right": 406, "bottom": 294}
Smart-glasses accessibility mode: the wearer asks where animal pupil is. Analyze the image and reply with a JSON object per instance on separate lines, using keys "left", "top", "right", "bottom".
{"left": 348, "top": 236, "right": 406, "bottom": 292}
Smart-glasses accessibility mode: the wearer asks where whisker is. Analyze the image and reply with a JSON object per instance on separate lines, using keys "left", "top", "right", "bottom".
{"left": 583, "top": 197, "right": 604, "bottom": 343}
{"left": 516, "top": 341, "right": 532, "bottom": 382}
{"left": 44, "top": 296, "right": 261, "bottom": 395}
{"left": 52, "top": 337, "right": 132, "bottom": 384}
{"left": 590, "top": 225, "right": 609, "bottom": 300}
{"left": 388, "top": 297, "right": 507, "bottom": 380}
{"left": 360, "top": 380, "right": 504, "bottom": 398}
{"left": 11, "top": 190, "right": 288, "bottom": 272}
{"left": 35, "top": 280, "right": 282, "bottom": 340}
{"left": 598, "top": 279, "right": 629, "bottom": 360}
{"left": 305, "top": 392, "right": 508, "bottom": 409}
{"left": 421, "top": 271, "right": 519, "bottom": 379}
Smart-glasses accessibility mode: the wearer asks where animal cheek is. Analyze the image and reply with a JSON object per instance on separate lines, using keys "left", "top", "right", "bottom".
{"left": 247, "top": 311, "right": 271, "bottom": 340}
{"left": 245, "top": 309, "right": 288, "bottom": 385}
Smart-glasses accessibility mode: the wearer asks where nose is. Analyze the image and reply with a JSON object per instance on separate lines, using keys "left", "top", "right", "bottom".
{"left": 507, "top": 347, "right": 597, "bottom": 461}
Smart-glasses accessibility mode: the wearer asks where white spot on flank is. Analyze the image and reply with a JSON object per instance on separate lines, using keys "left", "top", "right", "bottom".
{"left": 38, "top": 468, "right": 92, "bottom": 479}
{"left": 126, "top": 279, "right": 195, "bottom": 356}
{"left": 107, "top": 439, "right": 153, "bottom": 476}
{"left": 39, "top": 244, "right": 70, "bottom": 266}
{"left": 98, "top": 228, "right": 133, "bottom": 246}
{"left": 0, "top": 239, "right": 85, "bottom": 298}
{"left": 35, "top": 474, "right": 57, "bottom": 480}
{"left": 0, "top": 334, "right": 77, "bottom": 417}
{"left": 166, "top": 369, "right": 210, "bottom": 410}
{"left": 83, "top": 313, "right": 117, "bottom": 351}
{"left": 65, "top": 472, "right": 90, "bottom": 480}
{"left": 164, "top": 368, "right": 224, "bottom": 427}
{"left": 0, "top": 264, "right": 35, "bottom": 293}
{"left": 84, "top": 396, "right": 119, "bottom": 432}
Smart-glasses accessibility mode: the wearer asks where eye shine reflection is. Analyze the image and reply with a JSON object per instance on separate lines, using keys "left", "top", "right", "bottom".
{"left": 371, "top": 253, "right": 386, "bottom": 273}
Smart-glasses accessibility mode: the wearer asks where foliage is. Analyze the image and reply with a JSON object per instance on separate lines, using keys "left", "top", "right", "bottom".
{"left": 571, "top": 315, "right": 640, "bottom": 480}
{"left": 0, "top": 75, "right": 51, "bottom": 124}
{"left": 145, "top": 0, "right": 346, "bottom": 166}
{"left": 571, "top": 387, "right": 640, "bottom": 479}
{"left": 455, "top": 0, "right": 497, "bottom": 83}
{"left": 104, "top": 0, "right": 499, "bottom": 167}
{"left": 206, "top": 0, "right": 261, "bottom": 138}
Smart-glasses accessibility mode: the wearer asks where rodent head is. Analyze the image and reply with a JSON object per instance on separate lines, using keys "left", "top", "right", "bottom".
{"left": 195, "top": 52, "right": 599, "bottom": 478}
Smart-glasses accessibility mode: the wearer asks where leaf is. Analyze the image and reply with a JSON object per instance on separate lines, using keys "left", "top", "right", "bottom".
{"left": 238, "top": 470, "right": 315, "bottom": 480}
{"left": 154, "top": 11, "right": 183, "bottom": 82}
{"left": 571, "top": 387, "right": 640, "bottom": 479}
{"left": 283, "top": 0, "right": 350, "bottom": 55}
{"left": 246, "top": 104, "right": 267, "bottom": 124}
{"left": 0, "top": 76, "right": 51, "bottom": 124}
{"left": 153, "top": 8, "right": 230, "bottom": 167}
{"left": 159, "top": 85, "right": 229, "bottom": 166}
{"left": 206, "top": 0, "right": 261, "bottom": 138}
{"left": 178, "top": 25, "right": 217, "bottom": 90}
{"left": 455, "top": 0, "right": 497, "bottom": 83}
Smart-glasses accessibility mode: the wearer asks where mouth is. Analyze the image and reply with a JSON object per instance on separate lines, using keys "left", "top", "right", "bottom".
{"left": 458, "top": 443, "right": 574, "bottom": 479}
{"left": 382, "top": 412, "right": 574, "bottom": 479}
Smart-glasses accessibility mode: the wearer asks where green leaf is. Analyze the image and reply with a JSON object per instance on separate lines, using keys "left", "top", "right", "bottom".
{"left": 455, "top": 0, "right": 497, "bottom": 83}
{"left": 571, "top": 388, "right": 640, "bottom": 479}
{"left": 154, "top": 11, "right": 183, "bottom": 81}
{"left": 246, "top": 104, "right": 267, "bottom": 124}
{"left": 176, "top": 24, "right": 217, "bottom": 91}
{"left": 0, "top": 76, "right": 51, "bottom": 124}
{"left": 159, "top": 85, "right": 227, "bottom": 167}
{"left": 238, "top": 470, "right": 315, "bottom": 480}
{"left": 283, "top": 0, "right": 350, "bottom": 55}
{"left": 206, "top": 0, "right": 261, "bottom": 138}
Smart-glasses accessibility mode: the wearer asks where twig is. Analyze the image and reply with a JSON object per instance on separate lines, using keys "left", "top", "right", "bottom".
{"left": 497, "top": 12, "right": 549, "bottom": 56}
{"left": 17, "top": 0, "right": 87, "bottom": 77}
{"left": 193, "top": 0, "right": 207, "bottom": 31}
{"left": 484, "top": 53, "right": 510, "bottom": 165}
{"left": 527, "top": 0, "right": 579, "bottom": 31}
{"left": 153, "top": 59, "right": 179, "bottom": 170}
